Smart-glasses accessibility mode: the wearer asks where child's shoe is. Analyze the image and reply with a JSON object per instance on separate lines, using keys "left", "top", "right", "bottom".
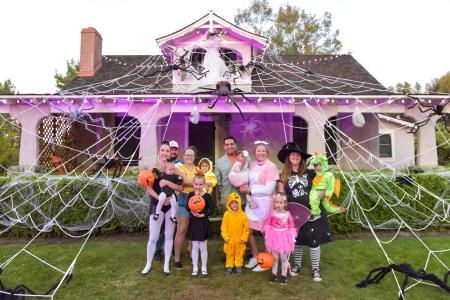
{"left": 175, "top": 261, "right": 184, "bottom": 270}
{"left": 152, "top": 213, "right": 159, "bottom": 221}
{"left": 289, "top": 264, "right": 301, "bottom": 276}
{"left": 191, "top": 270, "right": 198, "bottom": 277}
{"left": 312, "top": 268, "right": 322, "bottom": 282}
{"left": 269, "top": 273, "right": 277, "bottom": 284}
{"left": 236, "top": 267, "right": 243, "bottom": 276}
{"left": 226, "top": 268, "right": 233, "bottom": 275}
{"left": 279, "top": 276, "right": 287, "bottom": 285}
{"left": 245, "top": 257, "right": 257, "bottom": 269}
{"left": 170, "top": 216, "right": 177, "bottom": 224}
{"left": 201, "top": 269, "right": 208, "bottom": 277}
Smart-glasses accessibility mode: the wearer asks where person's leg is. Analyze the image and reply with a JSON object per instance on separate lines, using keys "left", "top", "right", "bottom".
{"left": 163, "top": 210, "right": 176, "bottom": 274}
{"left": 271, "top": 252, "right": 280, "bottom": 276}
{"left": 245, "top": 229, "right": 259, "bottom": 268}
{"left": 290, "top": 245, "right": 303, "bottom": 276}
{"left": 174, "top": 216, "right": 189, "bottom": 265}
{"left": 169, "top": 195, "right": 177, "bottom": 222}
{"left": 199, "top": 241, "right": 208, "bottom": 275}
{"left": 142, "top": 213, "right": 164, "bottom": 274}
{"left": 279, "top": 253, "right": 289, "bottom": 285}
{"left": 309, "top": 246, "right": 322, "bottom": 282}
{"left": 154, "top": 192, "right": 167, "bottom": 221}
{"left": 191, "top": 241, "right": 199, "bottom": 275}
{"left": 154, "top": 220, "right": 165, "bottom": 261}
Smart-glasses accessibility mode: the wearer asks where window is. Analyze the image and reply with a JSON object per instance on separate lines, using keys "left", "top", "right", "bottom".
{"left": 379, "top": 134, "right": 392, "bottom": 158}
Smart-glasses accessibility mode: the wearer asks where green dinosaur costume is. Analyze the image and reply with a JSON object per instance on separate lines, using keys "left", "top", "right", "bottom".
{"left": 309, "top": 153, "right": 342, "bottom": 216}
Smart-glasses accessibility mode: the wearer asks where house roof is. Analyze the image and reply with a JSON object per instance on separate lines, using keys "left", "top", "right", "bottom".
{"left": 63, "top": 54, "right": 388, "bottom": 95}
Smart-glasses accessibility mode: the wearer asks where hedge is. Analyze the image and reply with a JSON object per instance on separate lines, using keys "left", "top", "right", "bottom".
{"left": 0, "top": 172, "right": 448, "bottom": 238}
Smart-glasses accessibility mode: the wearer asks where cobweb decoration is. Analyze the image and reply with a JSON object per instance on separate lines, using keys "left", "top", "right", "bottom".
{"left": 0, "top": 52, "right": 449, "bottom": 299}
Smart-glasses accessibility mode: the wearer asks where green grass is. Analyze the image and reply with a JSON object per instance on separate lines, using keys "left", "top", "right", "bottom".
{"left": 0, "top": 235, "right": 449, "bottom": 299}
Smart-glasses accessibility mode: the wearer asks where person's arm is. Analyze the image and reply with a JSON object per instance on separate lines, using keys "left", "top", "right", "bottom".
{"left": 202, "top": 194, "right": 214, "bottom": 217}
{"left": 146, "top": 185, "right": 159, "bottom": 201}
{"left": 250, "top": 180, "right": 277, "bottom": 197}
{"left": 241, "top": 215, "right": 249, "bottom": 242}
{"left": 221, "top": 213, "right": 229, "bottom": 242}
{"left": 278, "top": 180, "right": 285, "bottom": 193}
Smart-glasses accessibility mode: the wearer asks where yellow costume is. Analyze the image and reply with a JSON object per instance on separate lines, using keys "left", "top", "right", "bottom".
{"left": 221, "top": 193, "right": 249, "bottom": 268}
{"left": 198, "top": 158, "right": 217, "bottom": 194}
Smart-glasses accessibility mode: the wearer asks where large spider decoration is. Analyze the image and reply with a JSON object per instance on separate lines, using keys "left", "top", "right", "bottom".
{"left": 196, "top": 81, "right": 252, "bottom": 120}
{"left": 223, "top": 61, "right": 264, "bottom": 84}
{"left": 52, "top": 101, "right": 112, "bottom": 140}
{"left": 138, "top": 49, "right": 209, "bottom": 80}
{"left": 91, "top": 155, "right": 124, "bottom": 178}
{"left": 405, "top": 93, "right": 449, "bottom": 134}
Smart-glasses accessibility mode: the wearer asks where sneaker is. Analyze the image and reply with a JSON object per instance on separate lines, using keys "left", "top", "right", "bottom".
{"left": 289, "top": 264, "right": 301, "bottom": 276}
{"left": 154, "top": 250, "right": 162, "bottom": 261}
{"left": 226, "top": 268, "right": 233, "bottom": 275}
{"left": 245, "top": 257, "right": 257, "bottom": 269}
{"left": 152, "top": 213, "right": 160, "bottom": 221}
{"left": 269, "top": 274, "right": 277, "bottom": 284}
{"left": 201, "top": 270, "right": 208, "bottom": 277}
{"left": 312, "top": 268, "right": 322, "bottom": 282}
{"left": 236, "top": 267, "right": 243, "bottom": 276}
{"left": 252, "top": 265, "right": 268, "bottom": 272}
{"left": 192, "top": 269, "right": 198, "bottom": 277}
{"left": 279, "top": 276, "right": 287, "bottom": 285}
{"left": 175, "top": 261, "right": 184, "bottom": 270}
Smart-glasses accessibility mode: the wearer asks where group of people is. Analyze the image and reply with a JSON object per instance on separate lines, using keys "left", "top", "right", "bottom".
{"left": 141, "top": 137, "right": 342, "bottom": 285}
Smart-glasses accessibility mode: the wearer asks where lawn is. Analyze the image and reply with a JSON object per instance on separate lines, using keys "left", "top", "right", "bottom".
{"left": 0, "top": 235, "right": 449, "bottom": 299}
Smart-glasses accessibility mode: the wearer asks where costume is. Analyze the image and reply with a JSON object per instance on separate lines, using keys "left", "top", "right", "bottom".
{"left": 264, "top": 210, "right": 297, "bottom": 255}
{"left": 186, "top": 192, "right": 214, "bottom": 241}
{"left": 153, "top": 168, "right": 183, "bottom": 221}
{"left": 198, "top": 158, "right": 217, "bottom": 194}
{"left": 309, "top": 153, "right": 342, "bottom": 216}
{"left": 245, "top": 159, "right": 279, "bottom": 231}
{"left": 221, "top": 193, "right": 249, "bottom": 268}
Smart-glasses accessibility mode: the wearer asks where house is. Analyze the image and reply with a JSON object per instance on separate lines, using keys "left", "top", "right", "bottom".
{"left": 0, "top": 12, "right": 445, "bottom": 172}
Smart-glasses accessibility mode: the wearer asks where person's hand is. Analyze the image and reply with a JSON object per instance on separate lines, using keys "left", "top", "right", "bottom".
{"left": 224, "top": 239, "right": 230, "bottom": 244}
{"left": 319, "top": 190, "right": 326, "bottom": 199}
{"left": 339, "top": 207, "right": 345, "bottom": 213}
{"left": 163, "top": 196, "right": 171, "bottom": 206}
{"left": 249, "top": 201, "right": 259, "bottom": 209}
{"left": 239, "top": 185, "right": 250, "bottom": 194}
{"left": 239, "top": 240, "right": 246, "bottom": 245}
{"left": 159, "top": 179, "right": 167, "bottom": 188}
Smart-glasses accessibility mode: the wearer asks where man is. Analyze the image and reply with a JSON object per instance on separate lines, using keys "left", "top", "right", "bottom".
{"left": 215, "top": 136, "right": 247, "bottom": 212}
{"left": 168, "top": 140, "right": 183, "bottom": 165}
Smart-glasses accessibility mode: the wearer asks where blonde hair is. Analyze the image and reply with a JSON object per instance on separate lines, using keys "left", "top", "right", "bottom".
{"left": 274, "top": 193, "right": 288, "bottom": 209}
{"left": 254, "top": 143, "right": 269, "bottom": 155}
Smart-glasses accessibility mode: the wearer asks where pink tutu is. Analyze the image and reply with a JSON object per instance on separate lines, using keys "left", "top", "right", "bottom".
{"left": 264, "top": 227, "right": 297, "bottom": 254}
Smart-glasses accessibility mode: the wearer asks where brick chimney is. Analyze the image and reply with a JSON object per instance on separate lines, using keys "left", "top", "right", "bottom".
{"left": 79, "top": 27, "right": 102, "bottom": 76}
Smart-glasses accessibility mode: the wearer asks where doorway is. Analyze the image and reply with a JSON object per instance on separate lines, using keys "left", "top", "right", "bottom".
{"left": 189, "top": 121, "right": 215, "bottom": 162}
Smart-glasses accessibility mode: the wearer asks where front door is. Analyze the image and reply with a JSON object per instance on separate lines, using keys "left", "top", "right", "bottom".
{"left": 189, "top": 121, "right": 215, "bottom": 163}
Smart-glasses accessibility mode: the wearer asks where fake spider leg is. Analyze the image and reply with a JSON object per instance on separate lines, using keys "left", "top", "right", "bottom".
{"left": 237, "top": 92, "right": 253, "bottom": 104}
{"left": 408, "top": 114, "right": 434, "bottom": 134}
{"left": 228, "top": 96, "right": 246, "bottom": 120}
{"left": 207, "top": 97, "right": 220, "bottom": 109}
{"left": 443, "top": 115, "right": 450, "bottom": 134}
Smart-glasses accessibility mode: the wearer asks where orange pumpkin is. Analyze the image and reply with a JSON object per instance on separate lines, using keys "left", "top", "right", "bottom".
{"left": 256, "top": 252, "right": 274, "bottom": 269}
{"left": 188, "top": 194, "right": 206, "bottom": 212}
{"left": 137, "top": 170, "right": 155, "bottom": 187}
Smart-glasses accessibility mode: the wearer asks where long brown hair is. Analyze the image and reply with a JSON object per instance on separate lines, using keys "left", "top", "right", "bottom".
{"left": 280, "top": 154, "right": 307, "bottom": 185}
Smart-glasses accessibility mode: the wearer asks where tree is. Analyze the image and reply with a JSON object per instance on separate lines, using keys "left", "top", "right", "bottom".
{"left": 0, "top": 79, "right": 16, "bottom": 94}
{"left": 54, "top": 59, "right": 79, "bottom": 90}
{"left": 426, "top": 71, "right": 450, "bottom": 93}
{"left": 435, "top": 120, "right": 450, "bottom": 166}
{"left": 395, "top": 81, "right": 412, "bottom": 93}
{"left": 234, "top": 0, "right": 342, "bottom": 55}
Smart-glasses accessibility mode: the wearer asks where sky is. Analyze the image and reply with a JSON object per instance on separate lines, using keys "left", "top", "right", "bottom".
{"left": 0, "top": 0, "right": 449, "bottom": 94}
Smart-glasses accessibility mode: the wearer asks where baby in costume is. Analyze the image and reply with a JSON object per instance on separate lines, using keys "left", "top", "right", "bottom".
{"left": 309, "top": 152, "right": 344, "bottom": 217}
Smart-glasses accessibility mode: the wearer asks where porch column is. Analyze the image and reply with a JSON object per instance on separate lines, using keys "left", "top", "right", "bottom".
{"left": 404, "top": 109, "right": 438, "bottom": 167}
{"left": 128, "top": 103, "right": 171, "bottom": 169}
{"left": 295, "top": 104, "right": 338, "bottom": 154}
{"left": 9, "top": 104, "right": 51, "bottom": 170}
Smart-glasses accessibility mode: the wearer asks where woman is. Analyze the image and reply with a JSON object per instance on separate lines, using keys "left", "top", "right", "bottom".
{"left": 240, "top": 142, "right": 279, "bottom": 272}
{"left": 277, "top": 142, "right": 332, "bottom": 282}
{"left": 174, "top": 146, "right": 199, "bottom": 269}
{"left": 141, "top": 141, "right": 183, "bottom": 276}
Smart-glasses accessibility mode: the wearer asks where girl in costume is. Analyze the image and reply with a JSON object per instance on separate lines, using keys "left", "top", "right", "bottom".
{"left": 264, "top": 193, "right": 297, "bottom": 285}
{"left": 186, "top": 175, "right": 214, "bottom": 277}
{"left": 309, "top": 152, "right": 344, "bottom": 217}
{"left": 221, "top": 192, "right": 249, "bottom": 276}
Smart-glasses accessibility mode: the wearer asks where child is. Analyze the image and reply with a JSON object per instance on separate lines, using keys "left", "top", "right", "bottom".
{"left": 228, "top": 149, "right": 250, "bottom": 204}
{"left": 153, "top": 162, "right": 184, "bottom": 223}
{"left": 221, "top": 192, "right": 249, "bottom": 276}
{"left": 198, "top": 158, "right": 217, "bottom": 194}
{"left": 309, "top": 152, "right": 344, "bottom": 217}
{"left": 264, "top": 193, "right": 297, "bottom": 285}
{"left": 186, "top": 175, "right": 214, "bottom": 277}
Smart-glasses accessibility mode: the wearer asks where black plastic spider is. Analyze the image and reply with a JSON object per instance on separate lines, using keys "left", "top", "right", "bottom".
{"left": 405, "top": 93, "right": 449, "bottom": 134}
{"left": 138, "top": 49, "right": 209, "bottom": 80}
{"left": 92, "top": 156, "right": 124, "bottom": 178}
{"left": 196, "top": 81, "right": 252, "bottom": 120}
{"left": 223, "top": 61, "right": 264, "bottom": 84}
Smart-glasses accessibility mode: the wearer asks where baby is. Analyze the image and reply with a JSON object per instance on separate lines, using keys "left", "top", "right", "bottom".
{"left": 228, "top": 149, "right": 251, "bottom": 206}
{"left": 153, "top": 162, "right": 183, "bottom": 223}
